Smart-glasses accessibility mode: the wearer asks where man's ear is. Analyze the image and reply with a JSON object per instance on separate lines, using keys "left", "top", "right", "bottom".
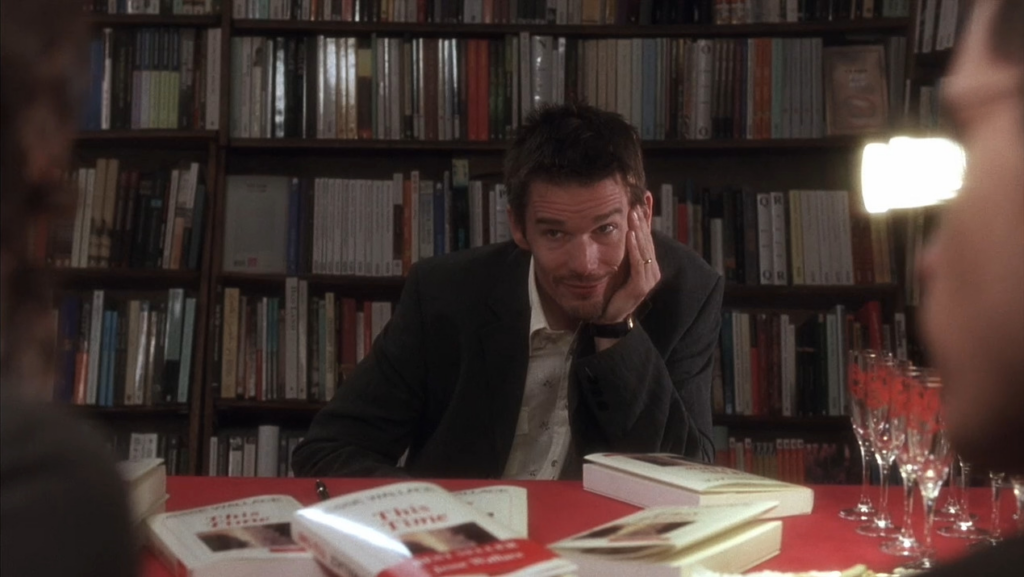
{"left": 642, "top": 191, "right": 654, "bottom": 226}
{"left": 508, "top": 206, "right": 530, "bottom": 251}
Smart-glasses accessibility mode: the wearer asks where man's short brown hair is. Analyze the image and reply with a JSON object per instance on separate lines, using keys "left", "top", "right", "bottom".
{"left": 503, "top": 103, "right": 647, "bottom": 228}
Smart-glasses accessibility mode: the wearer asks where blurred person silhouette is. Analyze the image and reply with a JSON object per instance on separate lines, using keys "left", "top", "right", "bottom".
{"left": 0, "top": 1, "right": 136, "bottom": 576}
{"left": 917, "top": 0, "right": 1024, "bottom": 574}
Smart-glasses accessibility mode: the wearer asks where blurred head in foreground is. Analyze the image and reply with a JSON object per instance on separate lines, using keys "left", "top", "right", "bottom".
{"left": 0, "top": 0, "right": 86, "bottom": 392}
{"left": 919, "top": 0, "right": 1024, "bottom": 472}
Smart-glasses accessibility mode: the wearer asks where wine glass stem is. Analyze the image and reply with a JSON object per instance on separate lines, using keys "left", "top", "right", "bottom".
{"left": 923, "top": 492, "right": 938, "bottom": 558}
{"left": 900, "top": 474, "right": 916, "bottom": 539}
{"left": 958, "top": 462, "right": 973, "bottom": 528}
{"left": 991, "top": 481, "right": 1002, "bottom": 540}
{"left": 876, "top": 454, "right": 892, "bottom": 526}
{"left": 857, "top": 441, "right": 872, "bottom": 506}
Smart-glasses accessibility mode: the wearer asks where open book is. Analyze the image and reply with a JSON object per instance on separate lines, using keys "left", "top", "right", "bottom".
{"left": 550, "top": 501, "right": 782, "bottom": 577}
{"left": 291, "top": 481, "right": 574, "bottom": 577}
{"left": 146, "top": 495, "right": 330, "bottom": 577}
{"left": 583, "top": 453, "right": 814, "bottom": 518}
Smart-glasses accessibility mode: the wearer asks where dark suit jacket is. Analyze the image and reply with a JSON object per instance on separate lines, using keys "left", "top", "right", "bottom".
{"left": 292, "top": 232, "right": 723, "bottom": 479}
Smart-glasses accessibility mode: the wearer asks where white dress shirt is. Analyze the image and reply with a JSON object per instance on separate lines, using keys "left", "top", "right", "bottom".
{"left": 501, "top": 258, "right": 577, "bottom": 480}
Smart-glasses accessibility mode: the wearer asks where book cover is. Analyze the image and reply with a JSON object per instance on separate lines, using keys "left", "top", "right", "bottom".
{"left": 147, "top": 495, "right": 329, "bottom": 577}
{"left": 583, "top": 453, "right": 814, "bottom": 519}
{"left": 291, "top": 481, "right": 574, "bottom": 577}
{"left": 550, "top": 502, "right": 781, "bottom": 577}
{"left": 823, "top": 45, "right": 888, "bottom": 136}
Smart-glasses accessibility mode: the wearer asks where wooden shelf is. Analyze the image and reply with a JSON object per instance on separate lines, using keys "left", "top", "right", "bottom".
{"left": 48, "top": 268, "right": 201, "bottom": 289}
{"left": 230, "top": 135, "right": 881, "bottom": 153}
{"left": 76, "top": 130, "right": 218, "bottom": 144}
{"left": 72, "top": 404, "right": 190, "bottom": 417}
{"left": 713, "top": 414, "right": 852, "bottom": 431}
{"left": 724, "top": 283, "right": 900, "bottom": 306}
{"left": 219, "top": 272, "right": 405, "bottom": 293}
{"left": 216, "top": 400, "right": 326, "bottom": 415}
{"left": 88, "top": 14, "right": 222, "bottom": 27}
{"left": 232, "top": 18, "right": 910, "bottom": 37}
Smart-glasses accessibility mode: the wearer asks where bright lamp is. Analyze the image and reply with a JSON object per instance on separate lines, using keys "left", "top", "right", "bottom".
{"left": 861, "top": 136, "right": 966, "bottom": 214}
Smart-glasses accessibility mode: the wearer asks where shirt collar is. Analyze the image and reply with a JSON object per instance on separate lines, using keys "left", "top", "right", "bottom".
{"left": 528, "top": 257, "right": 552, "bottom": 336}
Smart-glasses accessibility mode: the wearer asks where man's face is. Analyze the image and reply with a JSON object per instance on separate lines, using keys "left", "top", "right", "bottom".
{"left": 918, "top": 0, "right": 1024, "bottom": 471}
{"left": 509, "top": 176, "right": 651, "bottom": 329}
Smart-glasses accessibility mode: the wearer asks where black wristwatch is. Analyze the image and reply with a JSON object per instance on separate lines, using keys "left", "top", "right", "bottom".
{"left": 589, "top": 315, "right": 635, "bottom": 339}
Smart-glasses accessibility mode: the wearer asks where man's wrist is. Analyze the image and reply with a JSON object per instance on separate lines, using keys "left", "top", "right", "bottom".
{"left": 588, "top": 315, "right": 635, "bottom": 339}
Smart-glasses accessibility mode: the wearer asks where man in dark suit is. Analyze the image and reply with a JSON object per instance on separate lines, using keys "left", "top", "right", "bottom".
{"left": 293, "top": 104, "right": 723, "bottom": 480}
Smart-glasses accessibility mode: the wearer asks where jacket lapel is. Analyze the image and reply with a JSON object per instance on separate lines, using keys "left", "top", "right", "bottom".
{"left": 475, "top": 248, "right": 531, "bottom": 477}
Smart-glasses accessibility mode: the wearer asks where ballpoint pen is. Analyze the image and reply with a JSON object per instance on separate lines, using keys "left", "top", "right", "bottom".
{"left": 315, "top": 479, "right": 330, "bottom": 501}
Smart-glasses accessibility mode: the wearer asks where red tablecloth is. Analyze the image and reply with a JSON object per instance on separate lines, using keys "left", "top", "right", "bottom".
{"left": 143, "top": 477, "right": 1018, "bottom": 575}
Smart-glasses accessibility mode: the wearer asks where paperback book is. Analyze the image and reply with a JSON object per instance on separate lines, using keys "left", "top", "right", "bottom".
{"left": 583, "top": 453, "right": 814, "bottom": 518}
{"left": 551, "top": 501, "right": 782, "bottom": 577}
{"left": 146, "top": 495, "right": 330, "bottom": 577}
{"left": 291, "top": 481, "right": 574, "bottom": 577}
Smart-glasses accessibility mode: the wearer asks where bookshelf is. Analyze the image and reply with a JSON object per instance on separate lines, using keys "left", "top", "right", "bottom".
{"left": 47, "top": 0, "right": 934, "bottom": 479}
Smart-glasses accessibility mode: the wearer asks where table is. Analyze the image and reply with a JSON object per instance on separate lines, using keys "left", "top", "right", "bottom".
{"left": 143, "top": 477, "right": 1019, "bottom": 576}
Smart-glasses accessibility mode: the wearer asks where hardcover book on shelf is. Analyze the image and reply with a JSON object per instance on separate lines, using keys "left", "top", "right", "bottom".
{"left": 146, "top": 495, "right": 331, "bottom": 577}
{"left": 550, "top": 501, "right": 782, "bottom": 577}
{"left": 583, "top": 453, "right": 814, "bottom": 519}
{"left": 822, "top": 44, "right": 889, "bottom": 136}
{"left": 291, "top": 481, "right": 574, "bottom": 577}
{"left": 223, "top": 176, "right": 290, "bottom": 274}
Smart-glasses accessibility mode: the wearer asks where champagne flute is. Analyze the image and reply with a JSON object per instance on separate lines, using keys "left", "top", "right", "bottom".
{"left": 933, "top": 460, "right": 963, "bottom": 521}
{"left": 937, "top": 456, "right": 989, "bottom": 539}
{"left": 969, "top": 471, "right": 1007, "bottom": 550}
{"left": 840, "top": 349, "right": 878, "bottom": 522}
{"left": 1011, "top": 475, "right": 1024, "bottom": 533}
{"left": 857, "top": 351, "right": 903, "bottom": 538}
{"left": 881, "top": 363, "right": 923, "bottom": 557}
{"left": 899, "top": 369, "right": 954, "bottom": 571}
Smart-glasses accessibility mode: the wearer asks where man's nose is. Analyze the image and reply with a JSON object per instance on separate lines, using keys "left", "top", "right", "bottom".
{"left": 565, "top": 237, "right": 600, "bottom": 276}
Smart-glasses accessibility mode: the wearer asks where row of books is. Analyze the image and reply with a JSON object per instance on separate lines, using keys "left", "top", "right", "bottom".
{"left": 37, "top": 160, "right": 207, "bottom": 271}
{"left": 207, "top": 425, "right": 304, "bottom": 477}
{"left": 230, "top": 32, "right": 896, "bottom": 141}
{"left": 110, "top": 430, "right": 191, "bottom": 475}
{"left": 83, "top": 0, "right": 220, "bottom": 14}
{"left": 214, "top": 285, "right": 394, "bottom": 401}
{"left": 232, "top": 0, "right": 911, "bottom": 24}
{"left": 81, "top": 27, "right": 222, "bottom": 131}
{"left": 915, "top": 0, "right": 964, "bottom": 54}
{"left": 51, "top": 289, "right": 198, "bottom": 407}
{"left": 655, "top": 186, "right": 897, "bottom": 287}
{"left": 711, "top": 302, "right": 906, "bottom": 417}
{"left": 223, "top": 168, "right": 511, "bottom": 277}
{"left": 711, "top": 432, "right": 857, "bottom": 485}
{"left": 224, "top": 162, "right": 897, "bottom": 288}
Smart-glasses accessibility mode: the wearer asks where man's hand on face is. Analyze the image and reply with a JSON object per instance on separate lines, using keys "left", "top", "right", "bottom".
{"left": 597, "top": 203, "right": 661, "bottom": 326}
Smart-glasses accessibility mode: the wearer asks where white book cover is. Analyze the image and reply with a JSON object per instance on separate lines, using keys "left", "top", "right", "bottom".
{"left": 452, "top": 486, "right": 528, "bottom": 538}
{"left": 292, "top": 482, "right": 573, "bottom": 577}
{"left": 147, "top": 495, "right": 330, "bottom": 577}
{"left": 551, "top": 503, "right": 781, "bottom": 577}
{"left": 583, "top": 453, "right": 813, "bottom": 519}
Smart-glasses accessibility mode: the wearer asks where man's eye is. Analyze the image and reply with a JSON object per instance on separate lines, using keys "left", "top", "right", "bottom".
{"left": 597, "top": 224, "right": 617, "bottom": 235}
{"left": 543, "top": 230, "right": 564, "bottom": 239}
